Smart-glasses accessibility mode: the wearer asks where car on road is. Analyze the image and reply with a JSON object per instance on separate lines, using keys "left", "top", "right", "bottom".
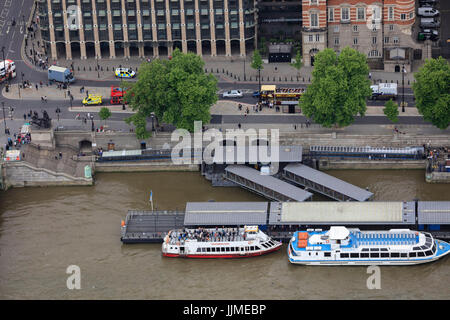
{"left": 418, "top": 29, "right": 439, "bottom": 41}
{"left": 82, "top": 94, "right": 103, "bottom": 106}
{"left": 115, "top": 68, "right": 136, "bottom": 79}
{"left": 418, "top": 7, "right": 439, "bottom": 17}
{"left": 252, "top": 91, "right": 260, "bottom": 98}
{"left": 222, "top": 90, "right": 243, "bottom": 98}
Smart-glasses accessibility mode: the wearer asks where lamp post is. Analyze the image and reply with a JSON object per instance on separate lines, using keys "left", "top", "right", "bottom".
{"left": 96, "top": 56, "right": 100, "bottom": 78}
{"left": 150, "top": 113, "right": 155, "bottom": 132}
{"left": 90, "top": 114, "right": 94, "bottom": 132}
{"left": 2, "top": 101, "right": 7, "bottom": 134}
{"left": 401, "top": 64, "right": 406, "bottom": 113}
{"left": 243, "top": 57, "right": 246, "bottom": 81}
{"left": 258, "top": 67, "right": 261, "bottom": 103}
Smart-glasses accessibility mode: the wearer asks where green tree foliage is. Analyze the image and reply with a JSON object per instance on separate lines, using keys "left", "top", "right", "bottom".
{"left": 123, "top": 48, "right": 218, "bottom": 134}
{"left": 383, "top": 99, "right": 399, "bottom": 123}
{"left": 299, "top": 47, "right": 372, "bottom": 128}
{"left": 99, "top": 107, "right": 112, "bottom": 125}
{"left": 412, "top": 57, "right": 450, "bottom": 129}
{"left": 290, "top": 50, "right": 303, "bottom": 76}
{"left": 251, "top": 50, "right": 263, "bottom": 71}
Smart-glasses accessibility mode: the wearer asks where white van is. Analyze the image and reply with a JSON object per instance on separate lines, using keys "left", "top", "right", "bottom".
{"left": 420, "top": 18, "right": 440, "bottom": 28}
{"left": 418, "top": 7, "right": 439, "bottom": 17}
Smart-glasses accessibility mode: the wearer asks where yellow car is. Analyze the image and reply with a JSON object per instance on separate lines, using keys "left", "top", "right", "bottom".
{"left": 82, "top": 94, "right": 103, "bottom": 106}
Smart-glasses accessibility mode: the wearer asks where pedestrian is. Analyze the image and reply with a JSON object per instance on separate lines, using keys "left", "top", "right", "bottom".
{"left": 238, "top": 123, "right": 241, "bottom": 129}
{"left": 23, "top": 113, "right": 26, "bottom": 120}
{"left": 369, "top": 72, "right": 372, "bottom": 80}
{"left": 294, "top": 124, "right": 297, "bottom": 130}
{"left": 44, "top": 96, "right": 47, "bottom": 102}
{"left": 35, "top": 83, "right": 38, "bottom": 90}
{"left": 59, "top": 152, "right": 62, "bottom": 159}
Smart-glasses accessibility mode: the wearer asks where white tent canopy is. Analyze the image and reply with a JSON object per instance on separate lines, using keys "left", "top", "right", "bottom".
{"left": 328, "top": 226, "right": 350, "bottom": 240}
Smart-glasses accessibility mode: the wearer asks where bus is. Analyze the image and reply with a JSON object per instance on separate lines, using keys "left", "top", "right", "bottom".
{"left": 259, "top": 85, "right": 304, "bottom": 113}
{"left": 110, "top": 86, "right": 127, "bottom": 104}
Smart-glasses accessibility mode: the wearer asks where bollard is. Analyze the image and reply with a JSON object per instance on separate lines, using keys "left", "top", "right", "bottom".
{"left": 222, "top": 68, "right": 224, "bottom": 73}
{"left": 249, "top": 76, "right": 252, "bottom": 81}
{"left": 408, "top": 80, "right": 410, "bottom": 85}
{"left": 297, "top": 76, "right": 299, "bottom": 81}
{"left": 273, "top": 77, "right": 275, "bottom": 81}
{"left": 285, "top": 77, "right": 287, "bottom": 81}
{"left": 230, "top": 72, "right": 233, "bottom": 77}
{"left": 106, "top": 66, "right": 109, "bottom": 71}
{"left": 291, "top": 76, "right": 293, "bottom": 81}
{"left": 89, "top": 66, "right": 91, "bottom": 71}
{"left": 101, "top": 66, "right": 103, "bottom": 71}
{"left": 78, "top": 66, "right": 80, "bottom": 71}
{"left": 211, "top": 68, "right": 213, "bottom": 73}
{"left": 303, "top": 77, "right": 305, "bottom": 82}
{"left": 238, "top": 76, "right": 240, "bottom": 81}
{"left": 136, "top": 67, "right": 138, "bottom": 72}
{"left": 226, "top": 70, "right": 228, "bottom": 75}
{"left": 217, "top": 68, "right": 219, "bottom": 73}
{"left": 279, "top": 77, "right": 281, "bottom": 81}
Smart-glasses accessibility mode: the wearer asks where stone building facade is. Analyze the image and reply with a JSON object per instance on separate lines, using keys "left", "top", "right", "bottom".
{"left": 37, "top": 0, "right": 257, "bottom": 60}
{"left": 302, "top": 0, "right": 423, "bottom": 72}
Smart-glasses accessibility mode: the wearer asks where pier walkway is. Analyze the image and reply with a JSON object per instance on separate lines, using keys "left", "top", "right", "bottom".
{"left": 224, "top": 165, "right": 313, "bottom": 202}
{"left": 282, "top": 163, "right": 373, "bottom": 201}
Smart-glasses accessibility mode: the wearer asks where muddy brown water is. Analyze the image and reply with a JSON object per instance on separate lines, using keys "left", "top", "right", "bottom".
{"left": 0, "top": 170, "right": 449, "bottom": 299}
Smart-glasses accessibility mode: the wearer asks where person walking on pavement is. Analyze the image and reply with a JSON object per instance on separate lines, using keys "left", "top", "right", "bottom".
{"left": 35, "top": 83, "right": 38, "bottom": 90}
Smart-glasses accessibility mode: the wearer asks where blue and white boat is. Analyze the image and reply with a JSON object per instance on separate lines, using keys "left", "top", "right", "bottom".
{"left": 288, "top": 226, "right": 450, "bottom": 265}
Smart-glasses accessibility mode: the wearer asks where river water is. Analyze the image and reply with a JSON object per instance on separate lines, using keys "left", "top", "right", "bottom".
{"left": 0, "top": 170, "right": 449, "bottom": 299}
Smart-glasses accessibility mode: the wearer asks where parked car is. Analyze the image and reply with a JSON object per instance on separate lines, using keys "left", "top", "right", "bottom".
{"left": 418, "top": 7, "right": 439, "bottom": 17}
{"left": 419, "top": 0, "right": 438, "bottom": 4}
{"left": 115, "top": 68, "right": 136, "bottom": 79}
{"left": 222, "top": 90, "right": 243, "bottom": 98}
{"left": 252, "top": 91, "right": 260, "bottom": 98}
{"left": 420, "top": 18, "right": 440, "bottom": 28}
{"left": 82, "top": 94, "right": 103, "bottom": 106}
{"left": 418, "top": 29, "right": 439, "bottom": 41}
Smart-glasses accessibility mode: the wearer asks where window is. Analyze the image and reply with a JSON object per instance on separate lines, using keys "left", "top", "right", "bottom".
{"left": 418, "top": 251, "right": 425, "bottom": 257}
{"left": 350, "top": 253, "right": 359, "bottom": 258}
{"left": 393, "top": 36, "right": 399, "bottom": 44}
{"left": 334, "top": 37, "right": 339, "bottom": 45}
{"left": 225, "top": 247, "right": 229, "bottom": 252}
{"left": 353, "top": 25, "right": 358, "bottom": 32}
{"left": 310, "top": 13, "right": 318, "bottom": 28}
{"left": 409, "top": 252, "right": 417, "bottom": 258}
{"left": 334, "top": 25, "right": 339, "bottom": 33}
{"left": 380, "top": 253, "right": 389, "bottom": 258}
{"left": 329, "top": 8, "right": 334, "bottom": 22}
{"left": 400, "top": 13, "right": 406, "bottom": 20}
{"left": 400, "top": 253, "right": 407, "bottom": 258}
{"left": 357, "top": 7, "right": 365, "bottom": 21}
{"left": 391, "top": 253, "right": 400, "bottom": 258}
{"left": 315, "top": 34, "right": 320, "bottom": 42}
{"left": 221, "top": 247, "right": 225, "bottom": 252}
{"left": 384, "top": 37, "right": 389, "bottom": 44}
{"left": 197, "top": 248, "right": 201, "bottom": 252}
{"left": 388, "top": 7, "right": 394, "bottom": 21}
{"left": 353, "top": 38, "right": 358, "bottom": 45}
{"left": 425, "top": 250, "right": 433, "bottom": 256}
{"left": 308, "top": 35, "right": 313, "bottom": 42}
{"left": 324, "top": 252, "right": 331, "bottom": 257}
{"left": 370, "top": 248, "right": 379, "bottom": 251}
{"left": 360, "top": 253, "right": 369, "bottom": 258}
{"left": 310, "top": 0, "right": 317, "bottom": 4}
{"left": 372, "top": 37, "right": 377, "bottom": 44}
{"left": 409, "top": 12, "right": 414, "bottom": 19}
{"left": 206, "top": 247, "right": 211, "bottom": 252}
{"left": 389, "top": 24, "right": 394, "bottom": 31}
{"left": 340, "top": 253, "right": 349, "bottom": 258}
{"left": 370, "top": 253, "right": 380, "bottom": 258}
{"left": 341, "top": 7, "right": 349, "bottom": 21}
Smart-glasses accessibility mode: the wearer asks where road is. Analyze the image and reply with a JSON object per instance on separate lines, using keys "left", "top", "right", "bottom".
{"left": 0, "top": 0, "right": 419, "bottom": 137}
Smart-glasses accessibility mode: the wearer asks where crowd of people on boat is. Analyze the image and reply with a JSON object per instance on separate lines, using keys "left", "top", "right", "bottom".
{"left": 169, "top": 227, "right": 247, "bottom": 243}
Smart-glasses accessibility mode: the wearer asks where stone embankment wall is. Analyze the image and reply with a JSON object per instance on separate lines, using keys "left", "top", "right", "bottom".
{"left": 426, "top": 172, "right": 450, "bottom": 183}
{"left": 3, "top": 162, "right": 93, "bottom": 188}
{"left": 94, "top": 161, "right": 199, "bottom": 173}
{"left": 317, "top": 159, "right": 426, "bottom": 170}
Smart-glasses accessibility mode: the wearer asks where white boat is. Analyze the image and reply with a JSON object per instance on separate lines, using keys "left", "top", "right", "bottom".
{"left": 288, "top": 226, "right": 450, "bottom": 266}
{"left": 162, "top": 226, "right": 282, "bottom": 258}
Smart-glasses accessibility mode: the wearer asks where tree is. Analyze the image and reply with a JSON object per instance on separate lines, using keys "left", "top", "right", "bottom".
{"left": 383, "top": 99, "right": 399, "bottom": 123}
{"left": 123, "top": 48, "right": 218, "bottom": 135}
{"left": 251, "top": 49, "right": 263, "bottom": 71}
{"left": 290, "top": 49, "right": 303, "bottom": 77}
{"left": 99, "top": 107, "right": 112, "bottom": 126}
{"left": 299, "top": 47, "right": 372, "bottom": 128}
{"left": 412, "top": 57, "right": 450, "bottom": 129}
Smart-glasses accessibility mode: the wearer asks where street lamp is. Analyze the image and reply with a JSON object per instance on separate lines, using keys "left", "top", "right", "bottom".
{"left": 2, "top": 101, "right": 7, "bottom": 134}
{"left": 258, "top": 67, "right": 261, "bottom": 104}
{"left": 401, "top": 64, "right": 406, "bottom": 113}
{"left": 96, "top": 56, "right": 100, "bottom": 78}
{"left": 90, "top": 114, "right": 94, "bottom": 132}
{"left": 150, "top": 113, "right": 155, "bottom": 132}
{"left": 243, "top": 57, "right": 246, "bottom": 81}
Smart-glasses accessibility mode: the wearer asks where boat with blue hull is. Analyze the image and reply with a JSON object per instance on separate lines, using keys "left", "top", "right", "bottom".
{"left": 288, "top": 226, "right": 450, "bottom": 265}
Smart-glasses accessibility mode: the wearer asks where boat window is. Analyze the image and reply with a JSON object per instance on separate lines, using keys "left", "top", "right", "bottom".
{"left": 420, "top": 246, "right": 428, "bottom": 250}
{"left": 255, "top": 246, "right": 260, "bottom": 250}
{"left": 360, "top": 253, "right": 369, "bottom": 258}
{"left": 370, "top": 248, "right": 379, "bottom": 251}
{"left": 409, "top": 252, "right": 417, "bottom": 258}
{"left": 197, "top": 248, "right": 202, "bottom": 253}
{"left": 425, "top": 250, "right": 433, "bottom": 256}
{"left": 380, "top": 253, "right": 389, "bottom": 258}
{"left": 225, "top": 247, "right": 230, "bottom": 252}
{"left": 350, "top": 253, "right": 359, "bottom": 258}
{"left": 324, "top": 252, "right": 331, "bottom": 257}
{"left": 400, "top": 253, "right": 407, "bottom": 258}
{"left": 206, "top": 247, "right": 211, "bottom": 252}
{"left": 245, "top": 247, "right": 249, "bottom": 251}
{"left": 391, "top": 252, "right": 400, "bottom": 258}
{"left": 370, "top": 253, "right": 380, "bottom": 258}
{"left": 413, "top": 246, "right": 421, "bottom": 251}
{"left": 362, "top": 248, "right": 369, "bottom": 251}
{"left": 221, "top": 247, "right": 225, "bottom": 252}
{"left": 418, "top": 251, "right": 425, "bottom": 257}
{"left": 380, "top": 248, "right": 388, "bottom": 251}
{"left": 340, "top": 253, "right": 349, "bottom": 258}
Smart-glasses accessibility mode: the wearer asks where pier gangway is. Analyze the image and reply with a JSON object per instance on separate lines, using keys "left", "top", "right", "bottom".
{"left": 282, "top": 163, "right": 373, "bottom": 201}
{"left": 224, "top": 165, "right": 313, "bottom": 202}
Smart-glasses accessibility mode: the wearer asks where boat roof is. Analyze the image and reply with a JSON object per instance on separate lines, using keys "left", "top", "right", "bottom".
{"left": 329, "top": 226, "right": 350, "bottom": 240}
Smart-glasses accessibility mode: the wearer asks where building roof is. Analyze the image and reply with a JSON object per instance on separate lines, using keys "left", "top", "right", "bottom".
{"left": 417, "top": 201, "right": 450, "bottom": 224}
{"left": 213, "top": 145, "right": 302, "bottom": 164}
{"left": 283, "top": 163, "right": 373, "bottom": 201}
{"left": 184, "top": 202, "right": 269, "bottom": 226}
{"left": 269, "top": 202, "right": 413, "bottom": 225}
{"left": 225, "top": 165, "right": 312, "bottom": 202}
